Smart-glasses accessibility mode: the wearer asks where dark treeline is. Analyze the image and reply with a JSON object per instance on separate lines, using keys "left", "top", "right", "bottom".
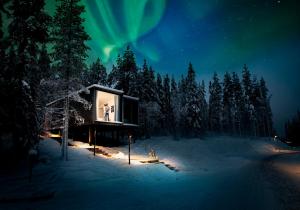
{"left": 0, "top": 0, "right": 51, "bottom": 164}
{"left": 0, "top": 0, "right": 90, "bottom": 164}
{"left": 285, "top": 111, "right": 300, "bottom": 146}
{"left": 0, "top": 0, "right": 274, "bottom": 164}
{"left": 97, "top": 47, "right": 274, "bottom": 139}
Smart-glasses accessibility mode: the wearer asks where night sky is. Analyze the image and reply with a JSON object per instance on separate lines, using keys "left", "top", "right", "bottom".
{"left": 46, "top": 0, "right": 300, "bottom": 133}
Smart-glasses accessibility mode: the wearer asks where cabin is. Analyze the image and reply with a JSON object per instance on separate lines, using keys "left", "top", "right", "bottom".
{"left": 45, "top": 84, "right": 139, "bottom": 146}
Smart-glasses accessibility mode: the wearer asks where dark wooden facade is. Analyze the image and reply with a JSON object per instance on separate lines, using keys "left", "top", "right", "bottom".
{"left": 45, "top": 85, "right": 139, "bottom": 145}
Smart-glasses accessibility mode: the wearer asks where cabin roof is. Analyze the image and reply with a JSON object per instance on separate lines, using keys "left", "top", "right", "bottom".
{"left": 86, "top": 84, "right": 124, "bottom": 94}
{"left": 46, "top": 84, "right": 138, "bottom": 106}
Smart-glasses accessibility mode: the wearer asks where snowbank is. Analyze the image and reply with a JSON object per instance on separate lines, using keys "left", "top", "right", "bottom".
{"left": 0, "top": 136, "right": 298, "bottom": 210}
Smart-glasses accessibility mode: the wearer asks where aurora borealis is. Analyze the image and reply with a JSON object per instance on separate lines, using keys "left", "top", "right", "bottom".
{"left": 45, "top": 0, "right": 300, "bottom": 132}
{"left": 46, "top": 0, "right": 167, "bottom": 63}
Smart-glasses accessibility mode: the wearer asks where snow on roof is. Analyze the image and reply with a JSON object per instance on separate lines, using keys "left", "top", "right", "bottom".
{"left": 123, "top": 95, "right": 139, "bottom": 101}
{"left": 86, "top": 84, "right": 124, "bottom": 94}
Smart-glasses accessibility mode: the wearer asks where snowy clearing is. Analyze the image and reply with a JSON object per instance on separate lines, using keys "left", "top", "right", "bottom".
{"left": 0, "top": 136, "right": 300, "bottom": 210}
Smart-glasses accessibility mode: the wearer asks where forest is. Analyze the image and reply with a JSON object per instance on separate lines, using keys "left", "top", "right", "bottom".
{"left": 0, "top": 0, "right": 274, "bottom": 164}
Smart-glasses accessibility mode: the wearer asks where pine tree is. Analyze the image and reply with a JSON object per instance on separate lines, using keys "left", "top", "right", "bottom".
{"left": 250, "top": 76, "right": 259, "bottom": 136}
{"left": 257, "top": 77, "right": 273, "bottom": 136}
{"left": 231, "top": 72, "right": 244, "bottom": 136}
{"left": 138, "top": 63, "right": 158, "bottom": 138}
{"left": 35, "top": 44, "right": 51, "bottom": 132}
{"left": 114, "top": 46, "right": 138, "bottom": 95}
{"left": 208, "top": 72, "right": 222, "bottom": 133}
{"left": 181, "top": 63, "right": 202, "bottom": 136}
{"left": 155, "top": 72, "right": 164, "bottom": 133}
{"left": 178, "top": 75, "right": 186, "bottom": 134}
{"left": 199, "top": 80, "right": 208, "bottom": 132}
{"left": 170, "top": 77, "right": 179, "bottom": 135}
{"left": 107, "top": 64, "right": 118, "bottom": 88}
{"left": 85, "top": 58, "right": 107, "bottom": 86}
{"left": 140, "top": 59, "right": 151, "bottom": 102}
{"left": 148, "top": 66, "right": 156, "bottom": 100}
{"left": 138, "top": 61, "right": 150, "bottom": 137}
{"left": 51, "top": 0, "right": 90, "bottom": 79}
{"left": 38, "top": 44, "right": 51, "bottom": 79}
{"left": 242, "top": 64, "right": 253, "bottom": 135}
{"left": 9, "top": 0, "right": 50, "bottom": 81}
{"left": 163, "top": 74, "right": 171, "bottom": 133}
{"left": 9, "top": 0, "right": 50, "bottom": 127}
{"left": 222, "top": 72, "right": 234, "bottom": 134}
{"left": 51, "top": 0, "right": 90, "bottom": 160}
{"left": 1, "top": 0, "right": 50, "bottom": 162}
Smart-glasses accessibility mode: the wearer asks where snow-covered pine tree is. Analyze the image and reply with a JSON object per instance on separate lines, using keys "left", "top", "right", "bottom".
{"left": 257, "top": 77, "right": 273, "bottom": 136}
{"left": 155, "top": 72, "right": 165, "bottom": 133}
{"left": 114, "top": 46, "right": 138, "bottom": 95}
{"left": 181, "top": 63, "right": 202, "bottom": 137}
{"left": 250, "top": 76, "right": 259, "bottom": 137}
{"left": 199, "top": 80, "right": 208, "bottom": 132}
{"left": 163, "top": 74, "right": 172, "bottom": 134}
{"left": 51, "top": 0, "right": 90, "bottom": 160}
{"left": 231, "top": 72, "right": 244, "bottom": 136}
{"left": 8, "top": 0, "right": 50, "bottom": 101}
{"left": 222, "top": 72, "right": 234, "bottom": 134}
{"left": 84, "top": 58, "right": 107, "bottom": 86}
{"left": 148, "top": 66, "right": 156, "bottom": 100}
{"left": 138, "top": 64, "right": 158, "bottom": 137}
{"left": 138, "top": 60, "right": 152, "bottom": 137}
{"left": 107, "top": 64, "right": 119, "bottom": 88}
{"left": 242, "top": 64, "right": 253, "bottom": 136}
{"left": 114, "top": 53, "right": 123, "bottom": 88}
{"left": 51, "top": 0, "right": 90, "bottom": 79}
{"left": 178, "top": 74, "right": 187, "bottom": 134}
{"left": 129, "top": 68, "right": 141, "bottom": 97}
{"left": 208, "top": 72, "right": 222, "bottom": 133}
{"left": 3, "top": 0, "right": 50, "bottom": 161}
{"left": 36, "top": 44, "right": 52, "bottom": 133}
{"left": 170, "top": 77, "right": 180, "bottom": 136}
{"left": 140, "top": 59, "right": 156, "bottom": 102}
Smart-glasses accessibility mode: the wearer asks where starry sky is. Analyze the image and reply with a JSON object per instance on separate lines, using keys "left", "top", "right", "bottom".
{"left": 45, "top": 0, "right": 300, "bottom": 134}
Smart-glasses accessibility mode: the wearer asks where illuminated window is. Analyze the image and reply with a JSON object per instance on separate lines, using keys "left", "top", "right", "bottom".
{"left": 96, "top": 91, "right": 120, "bottom": 122}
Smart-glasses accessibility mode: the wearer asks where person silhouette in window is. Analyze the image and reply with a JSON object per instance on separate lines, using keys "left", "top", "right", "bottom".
{"left": 104, "top": 103, "right": 110, "bottom": 121}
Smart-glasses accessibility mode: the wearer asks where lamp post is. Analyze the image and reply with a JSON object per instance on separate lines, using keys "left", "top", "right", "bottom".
{"left": 94, "top": 128, "right": 97, "bottom": 156}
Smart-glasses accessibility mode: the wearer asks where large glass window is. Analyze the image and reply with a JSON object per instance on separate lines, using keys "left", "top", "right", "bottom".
{"left": 123, "top": 98, "right": 138, "bottom": 125}
{"left": 96, "top": 91, "right": 120, "bottom": 122}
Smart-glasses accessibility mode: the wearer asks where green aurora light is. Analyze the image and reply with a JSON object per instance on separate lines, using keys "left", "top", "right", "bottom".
{"left": 46, "top": 0, "right": 166, "bottom": 64}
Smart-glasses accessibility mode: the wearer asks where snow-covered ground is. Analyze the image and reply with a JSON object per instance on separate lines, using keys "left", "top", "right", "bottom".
{"left": 0, "top": 136, "right": 299, "bottom": 210}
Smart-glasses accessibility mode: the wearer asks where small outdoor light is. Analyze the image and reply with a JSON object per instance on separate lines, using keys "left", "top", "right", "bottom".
{"left": 128, "top": 134, "right": 132, "bottom": 165}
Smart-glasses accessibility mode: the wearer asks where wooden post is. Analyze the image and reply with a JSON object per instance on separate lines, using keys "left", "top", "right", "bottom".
{"left": 128, "top": 134, "right": 132, "bottom": 165}
{"left": 89, "top": 127, "right": 92, "bottom": 145}
{"left": 94, "top": 127, "right": 97, "bottom": 156}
